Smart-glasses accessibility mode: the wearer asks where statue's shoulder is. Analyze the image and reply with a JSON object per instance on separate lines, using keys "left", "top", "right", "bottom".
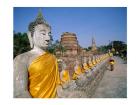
{"left": 47, "top": 52, "right": 57, "bottom": 60}
{"left": 14, "top": 51, "right": 32, "bottom": 64}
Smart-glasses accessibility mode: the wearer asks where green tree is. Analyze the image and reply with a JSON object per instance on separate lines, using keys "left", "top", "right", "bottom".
{"left": 48, "top": 40, "right": 66, "bottom": 56}
{"left": 14, "top": 32, "right": 31, "bottom": 58}
{"left": 98, "top": 40, "right": 127, "bottom": 59}
{"left": 110, "top": 41, "right": 127, "bottom": 56}
{"left": 98, "top": 45, "right": 108, "bottom": 54}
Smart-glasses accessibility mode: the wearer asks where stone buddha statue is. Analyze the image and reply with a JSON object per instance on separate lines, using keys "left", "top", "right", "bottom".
{"left": 72, "top": 58, "right": 82, "bottom": 80}
{"left": 14, "top": 11, "right": 61, "bottom": 98}
{"left": 92, "top": 55, "right": 96, "bottom": 67}
{"left": 88, "top": 56, "right": 94, "bottom": 70}
{"left": 82, "top": 57, "right": 90, "bottom": 72}
{"left": 60, "top": 60, "right": 70, "bottom": 85}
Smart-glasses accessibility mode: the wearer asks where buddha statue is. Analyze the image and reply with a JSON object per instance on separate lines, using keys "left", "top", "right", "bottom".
{"left": 14, "top": 11, "right": 61, "bottom": 98}
{"left": 60, "top": 60, "right": 70, "bottom": 85}
{"left": 72, "top": 58, "right": 82, "bottom": 80}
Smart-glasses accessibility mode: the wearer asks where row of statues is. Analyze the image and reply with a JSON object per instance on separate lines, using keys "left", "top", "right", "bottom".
{"left": 13, "top": 11, "right": 111, "bottom": 98}
{"left": 57, "top": 53, "right": 111, "bottom": 97}
{"left": 59, "top": 53, "right": 110, "bottom": 85}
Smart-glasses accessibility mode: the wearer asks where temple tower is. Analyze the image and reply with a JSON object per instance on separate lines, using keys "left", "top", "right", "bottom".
{"left": 60, "top": 32, "right": 80, "bottom": 57}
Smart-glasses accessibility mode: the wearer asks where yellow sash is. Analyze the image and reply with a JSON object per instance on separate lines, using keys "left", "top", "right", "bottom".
{"left": 72, "top": 66, "right": 82, "bottom": 80}
{"left": 110, "top": 61, "right": 115, "bottom": 65}
{"left": 95, "top": 58, "right": 99, "bottom": 64}
{"left": 88, "top": 61, "right": 93, "bottom": 69}
{"left": 82, "top": 63, "right": 89, "bottom": 72}
{"left": 92, "top": 60, "right": 96, "bottom": 65}
{"left": 61, "top": 70, "right": 70, "bottom": 84}
{"left": 28, "top": 52, "right": 61, "bottom": 98}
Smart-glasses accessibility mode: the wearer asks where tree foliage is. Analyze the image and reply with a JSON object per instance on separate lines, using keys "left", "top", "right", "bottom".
{"left": 48, "top": 40, "right": 66, "bottom": 56}
{"left": 14, "top": 32, "right": 31, "bottom": 58}
{"left": 98, "top": 40, "right": 127, "bottom": 59}
{"left": 14, "top": 32, "right": 127, "bottom": 60}
{"left": 14, "top": 32, "right": 66, "bottom": 58}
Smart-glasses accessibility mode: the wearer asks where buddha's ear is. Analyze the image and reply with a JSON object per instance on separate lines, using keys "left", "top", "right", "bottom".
{"left": 27, "top": 31, "right": 34, "bottom": 48}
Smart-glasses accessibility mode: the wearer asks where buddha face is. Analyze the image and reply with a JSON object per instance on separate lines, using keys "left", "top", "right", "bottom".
{"left": 32, "top": 24, "right": 51, "bottom": 49}
{"left": 83, "top": 57, "right": 87, "bottom": 63}
{"left": 93, "top": 56, "right": 95, "bottom": 60}
{"left": 75, "top": 59, "right": 79, "bottom": 65}
{"left": 88, "top": 57, "right": 91, "bottom": 62}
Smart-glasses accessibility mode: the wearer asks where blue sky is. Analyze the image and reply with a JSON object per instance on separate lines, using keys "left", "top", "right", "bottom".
{"left": 14, "top": 7, "right": 127, "bottom": 48}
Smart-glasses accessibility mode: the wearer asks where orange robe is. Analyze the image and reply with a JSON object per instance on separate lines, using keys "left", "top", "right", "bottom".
{"left": 92, "top": 60, "right": 96, "bottom": 66}
{"left": 82, "top": 63, "right": 89, "bottom": 72}
{"left": 61, "top": 70, "right": 70, "bottom": 84}
{"left": 72, "top": 66, "right": 82, "bottom": 80}
{"left": 28, "top": 52, "right": 61, "bottom": 98}
{"left": 88, "top": 61, "right": 94, "bottom": 69}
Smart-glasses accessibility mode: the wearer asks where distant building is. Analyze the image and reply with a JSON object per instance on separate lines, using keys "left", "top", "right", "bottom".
{"left": 91, "top": 37, "right": 97, "bottom": 54}
{"left": 60, "top": 32, "right": 80, "bottom": 57}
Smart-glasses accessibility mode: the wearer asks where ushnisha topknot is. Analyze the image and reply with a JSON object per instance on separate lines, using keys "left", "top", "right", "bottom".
{"left": 28, "top": 9, "right": 51, "bottom": 36}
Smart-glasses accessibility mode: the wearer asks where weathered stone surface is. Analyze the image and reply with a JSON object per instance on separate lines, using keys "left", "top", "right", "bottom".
{"left": 57, "top": 59, "right": 110, "bottom": 98}
{"left": 92, "top": 57, "right": 127, "bottom": 98}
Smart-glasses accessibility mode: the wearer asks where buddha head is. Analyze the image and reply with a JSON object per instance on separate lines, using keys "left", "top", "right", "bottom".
{"left": 75, "top": 58, "right": 79, "bottom": 65}
{"left": 88, "top": 56, "right": 91, "bottom": 62}
{"left": 28, "top": 11, "right": 52, "bottom": 50}
{"left": 83, "top": 57, "right": 87, "bottom": 63}
{"left": 62, "top": 60, "right": 67, "bottom": 71}
{"left": 92, "top": 56, "right": 95, "bottom": 60}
